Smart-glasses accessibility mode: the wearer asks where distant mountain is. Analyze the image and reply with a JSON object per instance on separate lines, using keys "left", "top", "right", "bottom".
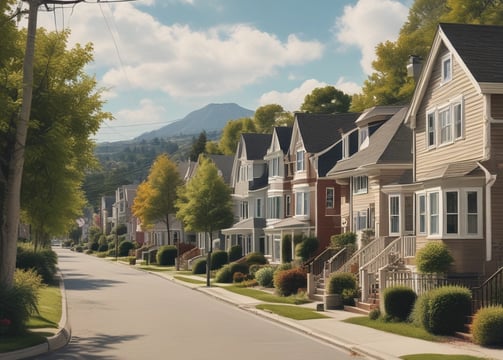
{"left": 135, "top": 103, "right": 254, "bottom": 141}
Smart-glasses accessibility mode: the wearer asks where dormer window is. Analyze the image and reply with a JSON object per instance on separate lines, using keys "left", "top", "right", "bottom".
{"left": 342, "top": 135, "right": 349, "bottom": 159}
{"left": 441, "top": 53, "right": 452, "bottom": 83}
{"left": 296, "top": 150, "right": 305, "bottom": 171}
{"left": 359, "top": 126, "right": 369, "bottom": 150}
{"left": 270, "top": 157, "right": 280, "bottom": 177}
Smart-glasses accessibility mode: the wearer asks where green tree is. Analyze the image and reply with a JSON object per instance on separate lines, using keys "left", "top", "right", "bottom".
{"left": 189, "top": 131, "right": 207, "bottom": 161}
{"left": 205, "top": 141, "right": 223, "bottom": 155}
{"left": 218, "top": 117, "right": 256, "bottom": 155}
{"left": 132, "top": 153, "right": 182, "bottom": 245}
{"left": 301, "top": 86, "right": 351, "bottom": 114}
{"left": 254, "top": 104, "right": 285, "bottom": 133}
{"left": 176, "top": 156, "right": 234, "bottom": 286}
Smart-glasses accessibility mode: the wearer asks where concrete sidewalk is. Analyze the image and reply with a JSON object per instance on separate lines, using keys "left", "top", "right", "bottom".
{"left": 158, "top": 272, "right": 503, "bottom": 360}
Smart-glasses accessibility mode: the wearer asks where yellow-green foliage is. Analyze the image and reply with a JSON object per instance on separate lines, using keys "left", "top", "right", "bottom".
{"left": 472, "top": 306, "right": 503, "bottom": 346}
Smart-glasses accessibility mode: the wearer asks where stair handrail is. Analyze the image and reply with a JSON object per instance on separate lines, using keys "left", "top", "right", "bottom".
{"left": 305, "top": 247, "right": 338, "bottom": 276}
{"left": 471, "top": 266, "right": 503, "bottom": 311}
{"left": 330, "top": 236, "right": 387, "bottom": 274}
{"left": 360, "top": 237, "right": 401, "bottom": 274}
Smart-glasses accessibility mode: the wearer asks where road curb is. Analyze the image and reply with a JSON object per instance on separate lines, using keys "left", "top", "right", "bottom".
{"left": 0, "top": 270, "right": 71, "bottom": 360}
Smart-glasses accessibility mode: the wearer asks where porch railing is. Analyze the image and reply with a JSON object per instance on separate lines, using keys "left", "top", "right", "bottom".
{"left": 305, "top": 247, "right": 338, "bottom": 277}
{"left": 472, "top": 267, "right": 503, "bottom": 311}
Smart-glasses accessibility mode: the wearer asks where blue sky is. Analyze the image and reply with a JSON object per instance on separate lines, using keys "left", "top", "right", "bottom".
{"left": 31, "top": 0, "right": 412, "bottom": 142}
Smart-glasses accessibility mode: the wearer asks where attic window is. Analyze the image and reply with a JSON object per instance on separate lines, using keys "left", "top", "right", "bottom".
{"left": 441, "top": 53, "right": 452, "bottom": 83}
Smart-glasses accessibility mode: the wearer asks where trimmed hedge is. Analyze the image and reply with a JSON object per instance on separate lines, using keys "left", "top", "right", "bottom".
{"left": 472, "top": 306, "right": 503, "bottom": 346}
{"left": 192, "top": 259, "right": 207, "bottom": 274}
{"left": 16, "top": 246, "right": 57, "bottom": 284}
{"left": 326, "top": 272, "right": 356, "bottom": 295}
{"left": 273, "top": 267, "right": 307, "bottom": 296}
{"left": 118, "top": 240, "right": 135, "bottom": 257}
{"left": 215, "top": 262, "right": 249, "bottom": 283}
{"left": 156, "top": 245, "right": 177, "bottom": 266}
{"left": 412, "top": 285, "right": 471, "bottom": 335}
{"left": 245, "top": 252, "right": 267, "bottom": 266}
{"left": 211, "top": 250, "right": 228, "bottom": 270}
{"left": 228, "top": 245, "right": 242, "bottom": 262}
{"left": 255, "top": 266, "right": 275, "bottom": 288}
{"left": 381, "top": 286, "right": 417, "bottom": 321}
{"left": 416, "top": 241, "right": 453, "bottom": 274}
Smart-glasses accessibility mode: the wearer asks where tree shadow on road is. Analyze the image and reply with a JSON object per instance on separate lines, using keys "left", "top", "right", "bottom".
{"left": 63, "top": 276, "right": 125, "bottom": 291}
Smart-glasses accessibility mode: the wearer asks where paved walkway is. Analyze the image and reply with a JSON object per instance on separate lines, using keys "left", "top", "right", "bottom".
{"left": 4, "top": 265, "right": 503, "bottom": 360}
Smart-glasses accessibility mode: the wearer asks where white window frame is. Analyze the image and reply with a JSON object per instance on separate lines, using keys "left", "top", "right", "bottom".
{"left": 270, "top": 157, "right": 280, "bottom": 177}
{"left": 296, "top": 150, "right": 305, "bottom": 172}
{"left": 389, "top": 195, "right": 400, "bottom": 235}
{"left": 428, "top": 191, "right": 440, "bottom": 236}
{"left": 427, "top": 112, "right": 436, "bottom": 148}
{"left": 353, "top": 176, "right": 368, "bottom": 195}
{"left": 445, "top": 190, "right": 459, "bottom": 235}
{"left": 295, "top": 191, "right": 309, "bottom": 216}
{"left": 465, "top": 188, "right": 482, "bottom": 237}
{"left": 342, "top": 135, "right": 349, "bottom": 159}
{"left": 425, "top": 96, "right": 464, "bottom": 149}
{"left": 353, "top": 209, "right": 368, "bottom": 232}
{"left": 417, "top": 193, "right": 426, "bottom": 234}
{"left": 359, "top": 126, "right": 369, "bottom": 150}
{"left": 240, "top": 201, "right": 249, "bottom": 219}
{"left": 439, "top": 106, "right": 452, "bottom": 145}
{"left": 268, "top": 196, "right": 281, "bottom": 219}
{"left": 441, "top": 53, "right": 452, "bottom": 83}
{"left": 256, "top": 198, "right": 262, "bottom": 218}
{"left": 326, "top": 187, "right": 334, "bottom": 209}
{"left": 285, "top": 195, "right": 291, "bottom": 217}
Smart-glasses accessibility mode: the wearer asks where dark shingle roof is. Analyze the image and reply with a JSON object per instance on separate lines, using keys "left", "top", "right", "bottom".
{"left": 440, "top": 23, "right": 503, "bottom": 83}
{"left": 207, "top": 154, "right": 234, "bottom": 184}
{"left": 241, "top": 133, "right": 272, "bottom": 160}
{"left": 274, "top": 126, "right": 293, "bottom": 153}
{"left": 329, "top": 107, "right": 411, "bottom": 174}
{"left": 296, "top": 112, "right": 360, "bottom": 153}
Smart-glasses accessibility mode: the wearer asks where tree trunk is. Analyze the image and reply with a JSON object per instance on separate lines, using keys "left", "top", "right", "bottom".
{"left": 206, "top": 231, "right": 213, "bottom": 287}
{"left": 0, "top": 0, "right": 40, "bottom": 289}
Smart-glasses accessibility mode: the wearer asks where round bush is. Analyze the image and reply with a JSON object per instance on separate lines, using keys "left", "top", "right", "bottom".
{"left": 255, "top": 267, "right": 275, "bottom": 287}
{"left": 215, "top": 264, "right": 232, "bottom": 283}
{"left": 98, "top": 243, "right": 108, "bottom": 252}
{"left": 118, "top": 240, "right": 135, "bottom": 257}
{"left": 245, "top": 252, "right": 267, "bottom": 266}
{"left": 274, "top": 262, "right": 292, "bottom": 273}
{"left": 415, "top": 286, "right": 471, "bottom": 335}
{"left": 230, "top": 262, "right": 249, "bottom": 277}
{"left": 156, "top": 245, "right": 177, "bottom": 266}
{"left": 192, "top": 259, "right": 207, "bottom": 274}
{"left": 326, "top": 272, "right": 356, "bottom": 295}
{"left": 228, "top": 245, "right": 242, "bottom": 262}
{"left": 273, "top": 267, "right": 307, "bottom": 296}
{"left": 249, "top": 264, "right": 262, "bottom": 278}
{"left": 295, "top": 237, "right": 319, "bottom": 262}
{"left": 382, "top": 286, "right": 417, "bottom": 321}
{"left": 416, "top": 241, "right": 453, "bottom": 274}
{"left": 472, "top": 306, "right": 503, "bottom": 346}
{"left": 211, "top": 250, "right": 228, "bottom": 270}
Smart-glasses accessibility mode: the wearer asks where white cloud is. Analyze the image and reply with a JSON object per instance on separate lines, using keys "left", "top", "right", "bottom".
{"left": 259, "top": 78, "right": 360, "bottom": 112}
{"left": 334, "top": 0, "right": 408, "bottom": 75}
{"left": 35, "top": 4, "right": 324, "bottom": 98}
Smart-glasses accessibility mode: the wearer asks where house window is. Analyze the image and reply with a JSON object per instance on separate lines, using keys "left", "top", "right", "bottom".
{"left": 439, "top": 107, "right": 452, "bottom": 144}
{"left": 359, "top": 126, "right": 369, "bottom": 150}
{"left": 296, "top": 150, "right": 305, "bottom": 171}
{"left": 454, "top": 102, "right": 463, "bottom": 139}
{"left": 256, "top": 198, "right": 262, "bottom": 218}
{"left": 268, "top": 196, "right": 281, "bottom": 219}
{"left": 441, "top": 53, "right": 452, "bottom": 83}
{"left": 285, "top": 195, "right": 291, "bottom": 217}
{"left": 326, "top": 187, "right": 334, "bottom": 208}
{"left": 270, "top": 157, "right": 280, "bottom": 177}
{"left": 295, "top": 191, "right": 309, "bottom": 216}
{"left": 240, "top": 201, "right": 248, "bottom": 219}
{"left": 389, "top": 195, "right": 400, "bottom": 235}
{"left": 467, "top": 191, "right": 479, "bottom": 234}
{"left": 445, "top": 191, "right": 458, "bottom": 234}
{"left": 247, "top": 164, "right": 253, "bottom": 181}
{"left": 353, "top": 209, "right": 368, "bottom": 231}
{"left": 418, "top": 194, "right": 426, "bottom": 234}
{"left": 353, "top": 176, "right": 368, "bottom": 194}
{"left": 427, "top": 112, "right": 436, "bottom": 147}
{"left": 429, "top": 192, "right": 439, "bottom": 235}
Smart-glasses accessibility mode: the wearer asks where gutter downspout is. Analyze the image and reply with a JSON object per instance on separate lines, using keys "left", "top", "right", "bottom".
{"left": 477, "top": 162, "right": 496, "bottom": 262}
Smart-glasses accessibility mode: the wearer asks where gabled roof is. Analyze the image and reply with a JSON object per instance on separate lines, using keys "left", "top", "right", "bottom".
{"left": 355, "top": 105, "right": 404, "bottom": 127}
{"left": 406, "top": 23, "right": 503, "bottom": 128}
{"left": 328, "top": 106, "right": 411, "bottom": 176}
{"left": 221, "top": 217, "right": 266, "bottom": 234}
{"left": 294, "top": 112, "right": 360, "bottom": 153}
{"left": 274, "top": 126, "right": 293, "bottom": 153}
{"left": 241, "top": 133, "right": 272, "bottom": 160}
{"left": 207, "top": 154, "right": 234, "bottom": 185}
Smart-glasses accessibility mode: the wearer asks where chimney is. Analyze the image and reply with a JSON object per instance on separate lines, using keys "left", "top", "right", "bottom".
{"left": 407, "top": 55, "right": 422, "bottom": 82}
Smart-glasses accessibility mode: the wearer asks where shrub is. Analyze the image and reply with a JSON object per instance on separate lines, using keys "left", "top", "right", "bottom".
{"left": 230, "top": 262, "right": 249, "bottom": 277}
{"left": 156, "top": 245, "right": 177, "bottom": 266}
{"left": 330, "top": 232, "right": 356, "bottom": 250}
{"left": 326, "top": 272, "right": 356, "bottom": 295}
{"left": 107, "top": 249, "right": 116, "bottom": 257}
{"left": 274, "top": 267, "right": 307, "bottom": 296}
{"left": 192, "top": 259, "right": 207, "bottom": 274}
{"left": 416, "top": 241, "right": 453, "bottom": 274}
{"left": 0, "top": 269, "right": 41, "bottom": 335}
{"left": 211, "top": 250, "right": 228, "bottom": 270}
{"left": 228, "top": 245, "right": 242, "bottom": 262}
{"left": 75, "top": 245, "right": 83, "bottom": 252}
{"left": 381, "top": 286, "right": 417, "bottom": 321}
{"left": 281, "top": 235, "right": 292, "bottom": 263}
{"left": 215, "top": 264, "right": 232, "bottom": 283}
{"left": 255, "top": 267, "right": 275, "bottom": 287}
{"left": 249, "top": 264, "right": 262, "bottom": 278}
{"left": 98, "top": 243, "right": 108, "bottom": 252}
{"left": 245, "top": 252, "right": 267, "bottom": 266}
{"left": 118, "top": 240, "right": 135, "bottom": 257}
{"left": 472, "top": 306, "right": 503, "bottom": 346}
{"left": 16, "top": 246, "right": 57, "bottom": 284}
{"left": 412, "top": 286, "right": 471, "bottom": 335}
{"left": 233, "top": 272, "right": 247, "bottom": 283}
{"left": 369, "top": 308, "right": 381, "bottom": 320}
{"left": 295, "top": 237, "right": 319, "bottom": 262}
{"left": 90, "top": 242, "right": 99, "bottom": 251}
{"left": 274, "top": 262, "right": 292, "bottom": 273}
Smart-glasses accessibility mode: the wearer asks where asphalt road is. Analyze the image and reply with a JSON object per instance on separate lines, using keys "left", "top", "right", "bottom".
{"left": 33, "top": 248, "right": 363, "bottom": 360}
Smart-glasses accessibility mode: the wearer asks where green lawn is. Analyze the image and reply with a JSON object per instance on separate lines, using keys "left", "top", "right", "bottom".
{"left": 256, "top": 304, "right": 328, "bottom": 320}
{"left": 174, "top": 275, "right": 206, "bottom": 284}
{"left": 223, "top": 286, "right": 311, "bottom": 305}
{"left": 0, "top": 284, "right": 62, "bottom": 354}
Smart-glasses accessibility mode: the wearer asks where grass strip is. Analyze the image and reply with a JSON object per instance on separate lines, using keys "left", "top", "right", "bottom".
{"left": 223, "top": 286, "right": 310, "bottom": 305}
{"left": 256, "top": 304, "right": 328, "bottom": 320}
{"left": 173, "top": 276, "right": 206, "bottom": 285}
{"left": 401, "top": 355, "right": 487, "bottom": 360}
{"left": 27, "top": 285, "right": 61, "bottom": 329}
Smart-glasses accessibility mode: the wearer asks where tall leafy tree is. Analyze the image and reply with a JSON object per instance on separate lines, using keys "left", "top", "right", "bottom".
{"left": 176, "top": 156, "right": 233, "bottom": 286}
{"left": 132, "top": 153, "right": 182, "bottom": 244}
{"left": 254, "top": 104, "right": 285, "bottom": 133}
{"left": 218, "top": 117, "right": 256, "bottom": 155}
{"left": 0, "top": 23, "right": 109, "bottom": 287}
{"left": 301, "top": 86, "right": 351, "bottom": 114}
{"left": 189, "top": 131, "right": 207, "bottom": 161}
